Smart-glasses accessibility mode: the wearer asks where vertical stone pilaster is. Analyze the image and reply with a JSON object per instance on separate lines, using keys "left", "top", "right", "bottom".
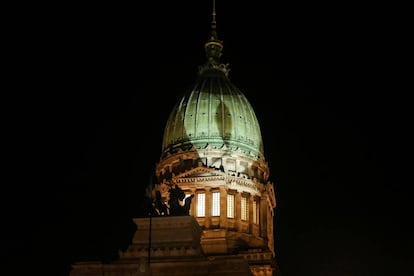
{"left": 219, "top": 186, "right": 226, "bottom": 227}
{"left": 267, "top": 204, "right": 275, "bottom": 256}
{"left": 235, "top": 191, "right": 241, "bottom": 231}
{"left": 190, "top": 188, "right": 197, "bottom": 217}
{"left": 260, "top": 193, "right": 268, "bottom": 239}
{"left": 248, "top": 194, "right": 254, "bottom": 234}
{"left": 205, "top": 187, "right": 212, "bottom": 228}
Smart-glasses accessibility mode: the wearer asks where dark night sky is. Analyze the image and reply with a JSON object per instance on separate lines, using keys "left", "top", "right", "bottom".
{"left": 3, "top": 1, "right": 412, "bottom": 275}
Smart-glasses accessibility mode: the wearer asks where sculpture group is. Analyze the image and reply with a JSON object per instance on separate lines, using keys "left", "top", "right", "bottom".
{"left": 152, "top": 185, "right": 194, "bottom": 216}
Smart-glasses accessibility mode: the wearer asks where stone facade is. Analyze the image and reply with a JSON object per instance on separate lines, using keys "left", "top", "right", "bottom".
{"left": 70, "top": 216, "right": 254, "bottom": 275}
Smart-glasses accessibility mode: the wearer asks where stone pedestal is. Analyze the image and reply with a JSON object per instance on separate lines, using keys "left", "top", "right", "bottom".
{"left": 70, "top": 216, "right": 253, "bottom": 275}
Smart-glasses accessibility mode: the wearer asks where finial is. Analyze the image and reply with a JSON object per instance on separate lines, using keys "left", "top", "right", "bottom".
{"left": 211, "top": 0, "right": 217, "bottom": 35}
{"left": 199, "top": 0, "right": 230, "bottom": 77}
{"left": 210, "top": 0, "right": 218, "bottom": 40}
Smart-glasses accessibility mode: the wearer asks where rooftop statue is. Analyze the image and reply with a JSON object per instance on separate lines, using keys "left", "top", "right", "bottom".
{"left": 152, "top": 185, "right": 194, "bottom": 216}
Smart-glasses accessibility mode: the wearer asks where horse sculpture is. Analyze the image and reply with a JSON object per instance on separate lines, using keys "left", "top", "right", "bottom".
{"left": 168, "top": 185, "right": 194, "bottom": 216}
{"left": 151, "top": 184, "right": 194, "bottom": 216}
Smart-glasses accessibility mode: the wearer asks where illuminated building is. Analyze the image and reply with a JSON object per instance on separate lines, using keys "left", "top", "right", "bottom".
{"left": 71, "top": 1, "right": 279, "bottom": 275}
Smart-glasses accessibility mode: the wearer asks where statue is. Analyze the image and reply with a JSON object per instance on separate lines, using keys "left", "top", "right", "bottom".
{"left": 153, "top": 190, "right": 169, "bottom": 216}
{"left": 168, "top": 185, "right": 194, "bottom": 216}
{"left": 150, "top": 184, "right": 194, "bottom": 216}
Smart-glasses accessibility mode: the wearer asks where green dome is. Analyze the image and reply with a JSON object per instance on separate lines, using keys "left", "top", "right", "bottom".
{"left": 161, "top": 68, "right": 264, "bottom": 160}
{"left": 160, "top": 18, "right": 265, "bottom": 165}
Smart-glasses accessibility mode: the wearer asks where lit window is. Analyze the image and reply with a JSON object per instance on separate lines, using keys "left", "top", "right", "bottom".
{"left": 252, "top": 200, "right": 257, "bottom": 223}
{"left": 197, "top": 193, "right": 205, "bottom": 217}
{"left": 253, "top": 200, "right": 259, "bottom": 224}
{"left": 212, "top": 192, "right": 220, "bottom": 216}
{"left": 227, "top": 194, "right": 234, "bottom": 218}
{"left": 241, "top": 196, "right": 248, "bottom": 221}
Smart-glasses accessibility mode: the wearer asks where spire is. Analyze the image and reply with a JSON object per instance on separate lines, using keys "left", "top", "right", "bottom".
{"left": 210, "top": 0, "right": 218, "bottom": 40}
{"left": 199, "top": 0, "right": 230, "bottom": 77}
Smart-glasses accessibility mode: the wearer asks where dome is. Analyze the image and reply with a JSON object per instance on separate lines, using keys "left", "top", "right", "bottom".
{"left": 156, "top": 16, "right": 271, "bottom": 185}
{"left": 161, "top": 69, "right": 264, "bottom": 160}
{"left": 160, "top": 25, "right": 265, "bottom": 163}
{"left": 153, "top": 5, "right": 277, "bottom": 267}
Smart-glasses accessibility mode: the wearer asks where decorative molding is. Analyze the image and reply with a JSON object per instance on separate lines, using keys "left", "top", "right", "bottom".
{"left": 173, "top": 166, "right": 226, "bottom": 179}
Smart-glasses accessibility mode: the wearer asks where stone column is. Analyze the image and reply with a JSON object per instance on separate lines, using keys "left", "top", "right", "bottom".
{"left": 235, "top": 191, "right": 241, "bottom": 231}
{"left": 205, "top": 187, "right": 211, "bottom": 228}
{"left": 248, "top": 194, "right": 254, "bottom": 234}
{"left": 260, "top": 192, "right": 268, "bottom": 239}
{"left": 190, "top": 188, "right": 197, "bottom": 217}
{"left": 219, "top": 186, "right": 226, "bottom": 227}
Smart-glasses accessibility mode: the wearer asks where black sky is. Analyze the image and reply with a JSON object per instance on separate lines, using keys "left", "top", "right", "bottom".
{"left": 3, "top": 1, "right": 412, "bottom": 275}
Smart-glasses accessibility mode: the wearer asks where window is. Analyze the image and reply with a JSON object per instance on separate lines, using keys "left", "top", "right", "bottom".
{"left": 212, "top": 192, "right": 220, "bottom": 216}
{"left": 253, "top": 199, "right": 259, "bottom": 224}
{"left": 239, "top": 160, "right": 248, "bottom": 174}
{"left": 227, "top": 158, "right": 236, "bottom": 171}
{"left": 241, "top": 196, "right": 248, "bottom": 221}
{"left": 197, "top": 193, "right": 205, "bottom": 217}
{"left": 227, "top": 194, "right": 234, "bottom": 218}
{"left": 211, "top": 157, "right": 222, "bottom": 169}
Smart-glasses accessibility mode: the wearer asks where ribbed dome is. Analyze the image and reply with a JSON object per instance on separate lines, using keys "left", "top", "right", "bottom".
{"left": 160, "top": 15, "right": 265, "bottom": 163}
{"left": 161, "top": 68, "right": 264, "bottom": 160}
